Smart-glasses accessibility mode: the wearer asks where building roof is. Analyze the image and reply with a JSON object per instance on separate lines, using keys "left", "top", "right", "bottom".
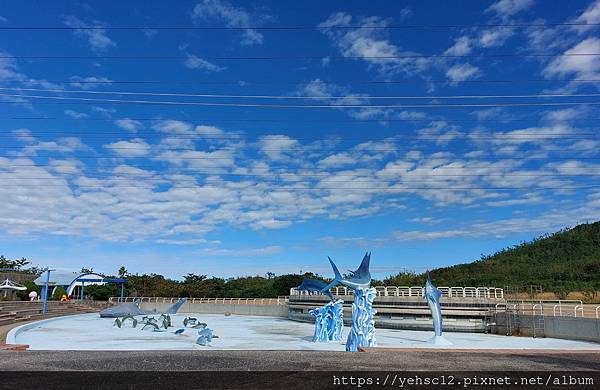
{"left": 33, "top": 271, "right": 104, "bottom": 286}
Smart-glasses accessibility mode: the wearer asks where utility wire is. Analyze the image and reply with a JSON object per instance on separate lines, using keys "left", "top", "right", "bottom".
{"left": 0, "top": 184, "right": 595, "bottom": 190}
{"left": 3, "top": 133, "right": 598, "bottom": 140}
{"left": 2, "top": 78, "right": 600, "bottom": 85}
{"left": 1, "top": 22, "right": 598, "bottom": 30}
{"left": 2, "top": 154, "right": 600, "bottom": 160}
{"left": 2, "top": 117, "right": 598, "bottom": 123}
{"left": 3, "top": 86, "right": 600, "bottom": 100}
{"left": 2, "top": 93, "right": 600, "bottom": 108}
{"left": 3, "top": 53, "right": 600, "bottom": 60}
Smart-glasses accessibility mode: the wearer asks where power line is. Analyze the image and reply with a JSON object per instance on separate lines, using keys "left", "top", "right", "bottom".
{"left": 4, "top": 172, "right": 600, "bottom": 180}
{"left": 3, "top": 53, "right": 600, "bottom": 60}
{"left": 2, "top": 78, "right": 600, "bottom": 85}
{"left": 2, "top": 117, "right": 598, "bottom": 123}
{"left": 4, "top": 133, "right": 599, "bottom": 141}
{"left": 0, "top": 183, "right": 596, "bottom": 190}
{"left": 2, "top": 93, "right": 600, "bottom": 108}
{"left": 4, "top": 162, "right": 595, "bottom": 170}
{"left": 2, "top": 154, "right": 600, "bottom": 160}
{"left": 0, "top": 22, "right": 598, "bottom": 30}
{"left": 3, "top": 86, "right": 600, "bottom": 100}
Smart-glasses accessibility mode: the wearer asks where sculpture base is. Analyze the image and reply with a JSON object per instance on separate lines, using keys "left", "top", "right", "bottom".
{"left": 428, "top": 335, "right": 453, "bottom": 346}
{"left": 346, "top": 287, "right": 377, "bottom": 352}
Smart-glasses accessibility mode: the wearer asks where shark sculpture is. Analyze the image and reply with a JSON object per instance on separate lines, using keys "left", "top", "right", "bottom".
{"left": 99, "top": 298, "right": 187, "bottom": 318}
{"left": 424, "top": 273, "right": 443, "bottom": 337}
{"left": 322, "top": 252, "right": 372, "bottom": 292}
{"left": 296, "top": 279, "right": 334, "bottom": 300}
{"left": 296, "top": 252, "right": 372, "bottom": 300}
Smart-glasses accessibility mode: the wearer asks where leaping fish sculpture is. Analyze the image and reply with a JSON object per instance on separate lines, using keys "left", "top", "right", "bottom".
{"left": 322, "top": 252, "right": 372, "bottom": 292}
{"left": 424, "top": 273, "right": 443, "bottom": 337}
{"left": 296, "top": 252, "right": 372, "bottom": 300}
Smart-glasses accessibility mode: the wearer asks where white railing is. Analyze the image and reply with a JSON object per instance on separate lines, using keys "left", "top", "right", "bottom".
{"left": 290, "top": 285, "right": 504, "bottom": 299}
{"left": 503, "top": 299, "right": 600, "bottom": 318}
{"left": 108, "top": 296, "right": 289, "bottom": 305}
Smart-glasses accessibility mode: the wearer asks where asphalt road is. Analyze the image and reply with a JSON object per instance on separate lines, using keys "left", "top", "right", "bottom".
{"left": 1, "top": 349, "right": 599, "bottom": 371}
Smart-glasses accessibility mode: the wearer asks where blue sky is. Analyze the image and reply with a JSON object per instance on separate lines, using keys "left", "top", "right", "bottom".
{"left": 1, "top": 0, "right": 600, "bottom": 279}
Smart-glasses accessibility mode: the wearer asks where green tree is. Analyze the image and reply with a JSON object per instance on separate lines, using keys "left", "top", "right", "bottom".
{"left": 52, "top": 286, "right": 68, "bottom": 300}
{"left": 85, "top": 284, "right": 121, "bottom": 301}
{"left": 16, "top": 280, "right": 40, "bottom": 300}
{"left": 118, "top": 266, "right": 128, "bottom": 278}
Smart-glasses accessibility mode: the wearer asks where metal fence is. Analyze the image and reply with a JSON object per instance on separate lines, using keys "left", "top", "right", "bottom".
{"left": 290, "top": 285, "right": 504, "bottom": 299}
{"left": 500, "top": 299, "right": 600, "bottom": 319}
{"left": 108, "top": 296, "right": 289, "bottom": 305}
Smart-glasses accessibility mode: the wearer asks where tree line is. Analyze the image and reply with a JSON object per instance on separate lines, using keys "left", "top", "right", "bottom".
{"left": 3, "top": 221, "right": 600, "bottom": 301}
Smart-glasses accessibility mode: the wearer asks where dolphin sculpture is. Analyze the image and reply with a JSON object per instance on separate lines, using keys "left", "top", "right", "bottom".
{"left": 424, "top": 273, "right": 443, "bottom": 337}
{"left": 99, "top": 298, "right": 187, "bottom": 318}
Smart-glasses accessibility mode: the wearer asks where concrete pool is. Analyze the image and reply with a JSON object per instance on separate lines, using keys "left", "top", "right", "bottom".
{"left": 8, "top": 313, "right": 600, "bottom": 351}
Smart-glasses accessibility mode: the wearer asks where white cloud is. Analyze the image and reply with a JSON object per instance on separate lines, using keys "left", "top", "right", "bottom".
{"left": 104, "top": 139, "right": 151, "bottom": 157}
{"left": 486, "top": 0, "right": 534, "bottom": 18}
{"left": 69, "top": 75, "right": 112, "bottom": 90}
{"left": 318, "top": 12, "right": 431, "bottom": 77}
{"left": 191, "top": 0, "right": 268, "bottom": 46}
{"left": 64, "top": 109, "right": 88, "bottom": 119}
{"left": 153, "top": 119, "right": 194, "bottom": 134}
{"left": 259, "top": 135, "right": 299, "bottom": 160}
{"left": 445, "top": 36, "right": 472, "bottom": 55}
{"left": 184, "top": 55, "right": 226, "bottom": 72}
{"left": 446, "top": 63, "right": 481, "bottom": 82}
{"left": 571, "top": 0, "right": 600, "bottom": 33}
{"left": 544, "top": 37, "right": 600, "bottom": 79}
{"left": 115, "top": 118, "right": 143, "bottom": 132}
{"left": 478, "top": 27, "right": 514, "bottom": 48}
{"left": 63, "top": 15, "right": 116, "bottom": 52}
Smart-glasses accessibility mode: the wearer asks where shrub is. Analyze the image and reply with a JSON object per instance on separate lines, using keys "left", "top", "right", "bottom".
{"left": 52, "top": 286, "right": 68, "bottom": 301}
{"left": 16, "top": 280, "right": 40, "bottom": 300}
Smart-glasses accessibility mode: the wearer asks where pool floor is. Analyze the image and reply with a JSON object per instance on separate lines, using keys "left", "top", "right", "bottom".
{"left": 10, "top": 313, "right": 600, "bottom": 351}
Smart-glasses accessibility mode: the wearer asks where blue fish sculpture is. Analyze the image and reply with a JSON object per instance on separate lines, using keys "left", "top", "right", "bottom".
{"left": 296, "top": 252, "right": 372, "bottom": 300}
{"left": 424, "top": 273, "right": 443, "bottom": 337}
{"left": 196, "top": 327, "right": 216, "bottom": 346}
{"left": 296, "top": 279, "right": 334, "bottom": 301}
{"left": 174, "top": 328, "right": 185, "bottom": 335}
{"left": 321, "top": 252, "right": 372, "bottom": 293}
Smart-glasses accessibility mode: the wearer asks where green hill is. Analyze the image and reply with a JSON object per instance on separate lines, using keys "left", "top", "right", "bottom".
{"left": 383, "top": 221, "right": 600, "bottom": 294}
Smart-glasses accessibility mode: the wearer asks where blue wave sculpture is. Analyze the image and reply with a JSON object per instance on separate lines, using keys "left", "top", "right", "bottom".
{"left": 346, "top": 287, "right": 377, "bottom": 352}
{"left": 309, "top": 299, "right": 344, "bottom": 342}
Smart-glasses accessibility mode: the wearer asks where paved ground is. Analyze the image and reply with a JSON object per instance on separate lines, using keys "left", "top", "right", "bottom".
{"left": 13, "top": 313, "right": 600, "bottom": 351}
{"left": 1, "top": 349, "right": 599, "bottom": 371}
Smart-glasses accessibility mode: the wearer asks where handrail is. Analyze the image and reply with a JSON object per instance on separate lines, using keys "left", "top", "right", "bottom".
{"left": 289, "top": 285, "right": 505, "bottom": 298}
{"left": 108, "top": 296, "right": 289, "bottom": 305}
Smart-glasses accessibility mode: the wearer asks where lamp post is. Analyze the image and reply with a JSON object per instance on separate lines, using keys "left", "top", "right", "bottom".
{"left": 42, "top": 269, "right": 55, "bottom": 317}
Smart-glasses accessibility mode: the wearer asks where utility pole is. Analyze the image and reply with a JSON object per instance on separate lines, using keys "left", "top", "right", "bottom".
{"left": 42, "top": 269, "right": 55, "bottom": 317}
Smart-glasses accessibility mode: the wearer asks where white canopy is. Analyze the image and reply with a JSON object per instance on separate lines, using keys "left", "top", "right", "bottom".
{"left": 0, "top": 278, "right": 27, "bottom": 291}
